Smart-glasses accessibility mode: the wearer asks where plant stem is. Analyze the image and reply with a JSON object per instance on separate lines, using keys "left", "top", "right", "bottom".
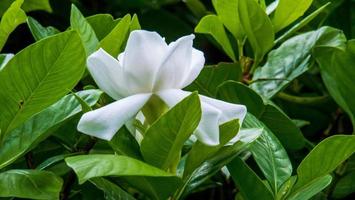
{"left": 277, "top": 92, "right": 330, "bottom": 105}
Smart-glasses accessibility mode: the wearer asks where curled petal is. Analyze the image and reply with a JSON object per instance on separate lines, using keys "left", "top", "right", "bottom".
{"left": 180, "top": 49, "right": 205, "bottom": 88}
{"left": 153, "top": 35, "right": 194, "bottom": 90}
{"left": 123, "top": 30, "right": 168, "bottom": 93}
{"left": 87, "top": 49, "right": 127, "bottom": 99}
{"left": 0, "top": 53, "right": 14, "bottom": 70}
{"left": 77, "top": 93, "right": 152, "bottom": 140}
{"left": 226, "top": 128, "right": 263, "bottom": 146}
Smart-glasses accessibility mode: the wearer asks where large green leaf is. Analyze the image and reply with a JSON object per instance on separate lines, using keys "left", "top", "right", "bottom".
{"left": 287, "top": 175, "right": 332, "bottom": 200}
{"left": 273, "top": 0, "right": 314, "bottom": 32}
{"left": 212, "top": 0, "right": 244, "bottom": 41}
{"left": 227, "top": 157, "right": 274, "bottom": 200}
{"left": 86, "top": 14, "right": 119, "bottom": 40}
{"left": 0, "top": 30, "right": 86, "bottom": 136}
{"left": 183, "top": 119, "right": 240, "bottom": 177}
{"left": 0, "top": 169, "right": 63, "bottom": 199}
{"left": 0, "top": 90, "right": 102, "bottom": 169}
{"left": 238, "top": 0, "right": 274, "bottom": 66}
{"left": 332, "top": 171, "right": 355, "bottom": 198}
{"left": 141, "top": 93, "right": 201, "bottom": 170}
{"left": 314, "top": 40, "right": 355, "bottom": 127}
{"left": 243, "top": 114, "right": 293, "bottom": 193}
{"left": 70, "top": 5, "right": 99, "bottom": 55}
{"left": 186, "top": 62, "right": 242, "bottom": 97}
{"left": 100, "top": 14, "right": 133, "bottom": 57}
{"left": 0, "top": 0, "right": 26, "bottom": 51}
{"left": 65, "top": 154, "right": 178, "bottom": 184}
{"left": 295, "top": 135, "right": 355, "bottom": 189}
{"left": 195, "top": 14, "right": 236, "bottom": 61}
{"left": 251, "top": 26, "right": 347, "bottom": 98}
{"left": 0, "top": 0, "right": 51, "bottom": 16}
{"left": 27, "top": 17, "right": 59, "bottom": 41}
{"left": 109, "top": 126, "right": 142, "bottom": 160}
{"left": 90, "top": 178, "right": 135, "bottom": 200}
{"left": 218, "top": 81, "right": 305, "bottom": 150}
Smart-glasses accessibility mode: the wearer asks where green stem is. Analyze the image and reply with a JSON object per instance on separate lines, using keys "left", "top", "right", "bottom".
{"left": 277, "top": 92, "right": 330, "bottom": 105}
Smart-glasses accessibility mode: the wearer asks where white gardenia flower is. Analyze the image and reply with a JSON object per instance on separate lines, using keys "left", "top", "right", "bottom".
{"left": 77, "top": 30, "right": 247, "bottom": 145}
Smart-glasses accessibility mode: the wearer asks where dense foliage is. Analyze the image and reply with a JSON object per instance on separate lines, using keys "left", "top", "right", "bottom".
{"left": 0, "top": 0, "right": 354, "bottom": 200}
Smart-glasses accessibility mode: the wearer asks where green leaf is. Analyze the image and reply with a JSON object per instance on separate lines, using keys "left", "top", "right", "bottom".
{"left": 70, "top": 4, "right": 99, "bottom": 55}
{"left": 27, "top": 17, "right": 59, "bottom": 41}
{"left": 195, "top": 14, "right": 236, "bottom": 61}
{"left": 183, "top": 119, "right": 240, "bottom": 177}
{"left": 218, "top": 81, "right": 305, "bottom": 150}
{"left": 100, "top": 14, "right": 132, "bottom": 57}
{"left": 272, "top": 0, "right": 314, "bottom": 32}
{"left": 90, "top": 178, "right": 135, "bottom": 200}
{"left": 21, "top": 0, "right": 52, "bottom": 13}
{"left": 0, "top": 169, "right": 63, "bottom": 199}
{"left": 251, "top": 26, "right": 347, "bottom": 98}
{"left": 141, "top": 92, "right": 201, "bottom": 170}
{"left": 0, "top": 0, "right": 26, "bottom": 51}
{"left": 227, "top": 157, "right": 274, "bottom": 200}
{"left": 109, "top": 126, "right": 143, "bottom": 160}
{"left": 314, "top": 40, "right": 355, "bottom": 128}
{"left": 287, "top": 175, "right": 332, "bottom": 200}
{"left": 295, "top": 135, "right": 355, "bottom": 189}
{"left": 65, "top": 154, "right": 179, "bottom": 184}
{"left": 0, "top": 30, "right": 86, "bottom": 136}
{"left": 86, "top": 14, "right": 119, "bottom": 40}
{"left": 238, "top": 0, "right": 274, "bottom": 66}
{"left": 243, "top": 113, "right": 293, "bottom": 193}
{"left": 186, "top": 62, "right": 242, "bottom": 97}
{"left": 212, "top": 0, "right": 245, "bottom": 41}
{"left": 332, "top": 171, "right": 355, "bottom": 198}
{"left": 0, "top": 90, "right": 102, "bottom": 169}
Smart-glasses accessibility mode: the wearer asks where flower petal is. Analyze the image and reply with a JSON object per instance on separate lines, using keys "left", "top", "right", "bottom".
{"left": 87, "top": 48, "right": 127, "bottom": 99}
{"left": 181, "top": 49, "right": 205, "bottom": 88}
{"left": 200, "top": 95, "right": 247, "bottom": 124}
{"left": 123, "top": 30, "right": 168, "bottom": 93}
{"left": 77, "top": 93, "right": 152, "bottom": 140}
{"left": 226, "top": 128, "right": 263, "bottom": 146}
{"left": 153, "top": 35, "right": 194, "bottom": 90}
{"left": 0, "top": 53, "right": 14, "bottom": 70}
{"left": 157, "top": 89, "right": 222, "bottom": 145}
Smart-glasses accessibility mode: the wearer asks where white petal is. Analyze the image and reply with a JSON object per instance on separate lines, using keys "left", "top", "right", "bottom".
{"left": 77, "top": 93, "right": 151, "bottom": 140}
{"left": 0, "top": 53, "right": 14, "bottom": 70}
{"left": 200, "top": 95, "right": 247, "bottom": 124}
{"left": 226, "top": 128, "right": 263, "bottom": 146}
{"left": 153, "top": 35, "right": 194, "bottom": 90}
{"left": 87, "top": 48, "right": 127, "bottom": 99}
{"left": 123, "top": 30, "right": 168, "bottom": 93}
{"left": 181, "top": 49, "right": 205, "bottom": 88}
{"left": 157, "top": 89, "right": 222, "bottom": 145}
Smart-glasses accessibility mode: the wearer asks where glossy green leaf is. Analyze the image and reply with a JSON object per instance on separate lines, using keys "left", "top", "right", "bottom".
{"left": 332, "top": 171, "right": 355, "bottom": 198}
{"left": 195, "top": 14, "right": 236, "bottom": 61}
{"left": 243, "top": 113, "right": 292, "bottom": 193}
{"left": 100, "top": 14, "right": 132, "bottom": 57}
{"left": 295, "top": 135, "right": 355, "bottom": 189}
{"left": 141, "top": 93, "right": 201, "bottom": 170}
{"left": 90, "top": 178, "right": 135, "bottom": 200}
{"left": 0, "top": 31, "right": 86, "bottom": 136}
{"left": 0, "top": 169, "right": 62, "bottom": 199}
{"left": 238, "top": 0, "right": 274, "bottom": 66}
{"left": 0, "top": 0, "right": 26, "bottom": 51}
{"left": 183, "top": 119, "right": 240, "bottom": 177}
{"left": 109, "top": 126, "right": 142, "bottom": 160}
{"left": 65, "top": 154, "right": 178, "bottom": 184}
{"left": 27, "top": 17, "right": 59, "bottom": 41}
{"left": 212, "top": 0, "right": 245, "bottom": 41}
{"left": 314, "top": 40, "right": 355, "bottom": 127}
{"left": 0, "top": 90, "right": 102, "bottom": 169}
{"left": 227, "top": 157, "right": 274, "bottom": 200}
{"left": 251, "top": 26, "right": 346, "bottom": 98}
{"left": 273, "top": 0, "right": 314, "bottom": 32}
{"left": 287, "top": 175, "right": 332, "bottom": 200}
{"left": 21, "top": 0, "right": 51, "bottom": 13}
{"left": 86, "top": 14, "right": 119, "bottom": 40}
{"left": 70, "top": 4, "right": 99, "bottom": 55}
{"left": 218, "top": 81, "right": 305, "bottom": 150}
{"left": 186, "top": 62, "right": 242, "bottom": 97}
